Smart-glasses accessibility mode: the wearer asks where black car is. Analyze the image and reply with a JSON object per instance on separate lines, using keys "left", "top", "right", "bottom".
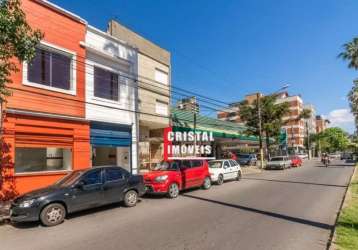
{"left": 10, "top": 166, "right": 145, "bottom": 226}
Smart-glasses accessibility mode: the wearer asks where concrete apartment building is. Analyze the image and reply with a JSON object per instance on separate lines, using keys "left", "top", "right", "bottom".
{"left": 218, "top": 92, "right": 308, "bottom": 153}
{"left": 316, "top": 115, "right": 329, "bottom": 133}
{"left": 108, "top": 20, "right": 171, "bottom": 170}
{"left": 176, "top": 97, "right": 200, "bottom": 113}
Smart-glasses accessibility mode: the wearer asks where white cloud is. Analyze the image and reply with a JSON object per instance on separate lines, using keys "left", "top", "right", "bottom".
{"left": 325, "top": 108, "right": 355, "bottom": 133}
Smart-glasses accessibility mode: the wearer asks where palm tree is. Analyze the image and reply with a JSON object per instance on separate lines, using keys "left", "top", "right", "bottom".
{"left": 339, "top": 37, "right": 358, "bottom": 69}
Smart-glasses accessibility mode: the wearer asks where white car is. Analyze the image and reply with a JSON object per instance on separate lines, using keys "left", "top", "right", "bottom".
{"left": 266, "top": 156, "right": 291, "bottom": 170}
{"left": 297, "top": 153, "right": 309, "bottom": 160}
{"left": 208, "top": 159, "right": 242, "bottom": 185}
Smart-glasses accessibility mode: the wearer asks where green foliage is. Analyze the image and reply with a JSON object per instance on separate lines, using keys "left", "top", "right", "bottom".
{"left": 339, "top": 37, "right": 358, "bottom": 70}
{"left": 0, "top": 0, "right": 43, "bottom": 102}
{"left": 348, "top": 79, "right": 358, "bottom": 129}
{"left": 239, "top": 95, "right": 290, "bottom": 150}
{"left": 315, "top": 127, "right": 350, "bottom": 153}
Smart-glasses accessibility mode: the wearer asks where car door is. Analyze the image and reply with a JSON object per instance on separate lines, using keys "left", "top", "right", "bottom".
{"left": 222, "top": 161, "right": 232, "bottom": 180}
{"left": 180, "top": 160, "right": 195, "bottom": 189}
{"left": 103, "top": 167, "right": 128, "bottom": 204}
{"left": 191, "top": 160, "right": 206, "bottom": 187}
{"left": 69, "top": 169, "right": 104, "bottom": 212}
{"left": 229, "top": 160, "right": 239, "bottom": 179}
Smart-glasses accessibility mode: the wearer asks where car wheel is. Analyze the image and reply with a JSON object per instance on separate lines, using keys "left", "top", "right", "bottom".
{"left": 236, "top": 171, "right": 242, "bottom": 181}
{"left": 217, "top": 174, "right": 224, "bottom": 185}
{"left": 40, "top": 203, "right": 66, "bottom": 227}
{"left": 124, "top": 190, "right": 138, "bottom": 207}
{"left": 167, "top": 183, "right": 180, "bottom": 199}
{"left": 202, "top": 177, "right": 211, "bottom": 190}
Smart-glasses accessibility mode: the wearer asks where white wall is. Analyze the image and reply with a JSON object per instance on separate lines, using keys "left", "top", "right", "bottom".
{"left": 85, "top": 26, "right": 138, "bottom": 173}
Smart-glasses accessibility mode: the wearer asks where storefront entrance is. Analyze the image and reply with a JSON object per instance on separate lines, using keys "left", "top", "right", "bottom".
{"left": 90, "top": 122, "right": 131, "bottom": 172}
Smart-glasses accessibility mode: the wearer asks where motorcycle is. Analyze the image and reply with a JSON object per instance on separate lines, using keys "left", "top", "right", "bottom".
{"left": 321, "top": 157, "right": 330, "bottom": 167}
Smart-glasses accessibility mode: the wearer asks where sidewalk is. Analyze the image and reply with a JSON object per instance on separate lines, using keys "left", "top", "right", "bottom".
{"left": 0, "top": 201, "right": 11, "bottom": 225}
{"left": 241, "top": 165, "right": 263, "bottom": 175}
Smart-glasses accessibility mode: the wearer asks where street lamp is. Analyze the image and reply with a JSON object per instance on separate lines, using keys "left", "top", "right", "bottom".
{"left": 257, "top": 84, "right": 290, "bottom": 169}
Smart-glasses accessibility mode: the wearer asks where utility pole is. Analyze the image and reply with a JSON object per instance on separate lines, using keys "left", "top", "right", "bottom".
{"left": 257, "top": 93, "right": 264, "bottom": 169}
{"left": 306, "top": 120, "right": 311, "bottom": 159}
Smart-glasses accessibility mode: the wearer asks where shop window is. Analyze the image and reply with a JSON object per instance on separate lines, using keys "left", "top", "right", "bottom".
{"left": 15, "top": 147, "right": 72, "bottom": 173}
{"left": 94, "top": 66, "right": 119, "bottom": 101}
{"left": 27, "top": 47, "right": 73, "bottom": 91}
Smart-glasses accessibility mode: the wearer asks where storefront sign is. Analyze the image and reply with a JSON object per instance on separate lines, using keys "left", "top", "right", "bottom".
{"left": 164, "top": 127, "right": 215, "bottom": 160}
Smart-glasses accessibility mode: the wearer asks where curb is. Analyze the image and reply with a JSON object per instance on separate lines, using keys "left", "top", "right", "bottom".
{"left": 327, "top": 164, "right": 357, "bottom": 250}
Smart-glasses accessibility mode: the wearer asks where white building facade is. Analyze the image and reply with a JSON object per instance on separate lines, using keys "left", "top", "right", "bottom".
{"left": 84, "top": 25, "right": 139, "bottom": 173}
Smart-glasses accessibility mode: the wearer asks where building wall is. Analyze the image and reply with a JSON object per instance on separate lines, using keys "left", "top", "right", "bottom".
{"left": 108, "top": 20, "right": 171, "bottom": 169}
{"left": 137, "top": 53, "right": 170, "bottom": 127}
{"left": 84, "top": 26, "right": 139, "bottom": 172}
{"left": 2, "top": 0, "right": 90, "bottom": 195}
{"left": 6, "top": 0, "right": 87, "bottom": 118}
{"left": 3, "top": 113, "right": 90, "bottom": 194}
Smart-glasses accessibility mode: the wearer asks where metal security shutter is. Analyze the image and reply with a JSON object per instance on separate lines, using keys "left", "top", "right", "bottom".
{"left": 90, "top": 122, "right": 131, "bottom": 147}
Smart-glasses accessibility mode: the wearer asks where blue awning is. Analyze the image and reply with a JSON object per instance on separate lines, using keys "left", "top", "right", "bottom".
{"left": 90, "top": 122, "right": 131, "bottom": 147}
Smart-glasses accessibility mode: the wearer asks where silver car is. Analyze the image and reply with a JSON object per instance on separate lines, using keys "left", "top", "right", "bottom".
{"left": 266, "top": 156, "right": 291, "bottom": 170}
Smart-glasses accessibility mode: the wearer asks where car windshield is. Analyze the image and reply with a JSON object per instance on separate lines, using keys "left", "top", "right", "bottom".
{"left": 209, "top": 161, "right": 222, "bottom": 168}
{"left": 270, "top": 157, "right": 284, "bottom": 161}
{"left": 153, "top": 161, "right": 179, "bottom": 171}
{"left": 239, "top": 154, "right": 250, "bottom": 159}
{"left": 55, "top": 171, "right": 84, "bottom": 187}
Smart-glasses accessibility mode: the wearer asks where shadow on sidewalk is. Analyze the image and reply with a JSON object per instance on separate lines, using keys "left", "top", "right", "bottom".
{"left": 182, "top": 194, "right": 333, "bottom": 230}
{"left": 242, "top": 177, "right": 348, "bottom": 188}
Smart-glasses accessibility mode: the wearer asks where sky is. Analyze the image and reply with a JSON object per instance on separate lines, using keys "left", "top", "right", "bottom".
{"left": 51, "top": 0, "right": 358, "bottom": 133}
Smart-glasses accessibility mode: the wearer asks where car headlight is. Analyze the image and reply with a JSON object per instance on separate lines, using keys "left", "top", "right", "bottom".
{"left": 19, "top": 199, "right": 36, "bottom": 208}
{"left": 154, "top": 175, "right": 168, "bottom": 183}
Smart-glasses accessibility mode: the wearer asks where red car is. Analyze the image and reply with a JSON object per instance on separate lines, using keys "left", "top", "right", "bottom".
{"left": 291, "top": 156, "right": 303, "bottom": 167}
{"left": 142, "top": 160, "right": 212, "bottom": 198}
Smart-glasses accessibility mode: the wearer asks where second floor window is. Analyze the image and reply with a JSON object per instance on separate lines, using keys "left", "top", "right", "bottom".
{"left": 94, "top": 67, "right": 119, "bottom": 101}
{"left": 28, "top": 48, "right": 72, "bottom": 90}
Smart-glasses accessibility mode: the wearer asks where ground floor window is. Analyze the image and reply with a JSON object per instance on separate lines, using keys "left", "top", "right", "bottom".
{"left": 15, "top": 147, "right": 72, "bottom": 173}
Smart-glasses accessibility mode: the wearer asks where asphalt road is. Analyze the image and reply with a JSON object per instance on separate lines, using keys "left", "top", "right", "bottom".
{"left": 0, "top": 159, "right": 354, "bottom": 250}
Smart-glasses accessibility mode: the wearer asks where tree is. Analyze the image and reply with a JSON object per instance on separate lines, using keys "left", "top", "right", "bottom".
{"left": 315, "top": 127, "right": 350, "bottom": 153}
{"left": 239, "top": 95, "right": 290, "bottom": 154}
{"left": 339, "top": 37, "right": 358, "bottom": 70}
{"left": 0, "top": 0, "right": 42, "bottom": 201}
{"left": 348, "top": 79, "right": 358, "bottom": 130}
{"left": 0, "top": 0, "right": 43, "bottom": 102}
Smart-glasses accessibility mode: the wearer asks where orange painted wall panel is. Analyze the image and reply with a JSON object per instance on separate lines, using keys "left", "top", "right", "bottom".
{"left": 2, "top": 113, "right": 90, "bottom": 195}
{"left": 6, "top": 0, "right": 86, "bottom": 118}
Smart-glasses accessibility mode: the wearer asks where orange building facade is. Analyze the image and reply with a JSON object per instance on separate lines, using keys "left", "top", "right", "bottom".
{"left": 2, "top": 0, "right": 90, "bottom": 195}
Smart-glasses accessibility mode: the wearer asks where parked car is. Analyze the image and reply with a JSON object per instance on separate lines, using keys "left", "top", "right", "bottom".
{"left": 143, "top": 160, "right": 211, "bottom": 199}
{"left": 290, "top": 155, "right": 303, "bottom": 167}
{"left": 238, "top": 154, "right": 257, "bottom": 166}
{"left": 341, "top": 152, "right": 353, "bottom": 160}
{"left": 297, "top": 153, "right": 308, "bottom": 160}
{"left": 10, "top": 166, "right": 145, "bottom": 227}
{"left": 209, "top": 159, "right": 242, "bottom": 185}
{"left": 266, "top": 156, "right": 291, "bottom": 170}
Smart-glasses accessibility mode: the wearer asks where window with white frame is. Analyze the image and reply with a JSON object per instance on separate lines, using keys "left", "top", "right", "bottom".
{"left": 155, "top": 100, "right": 168, "bottom": 115}
{"left": 94, "top": 66, "right": 119, "bottom": 101}
{"left": 154, "top": 69, "right": 168, "bottom": 85}
{"left": 27, "top": 47, "right": 74, "bottom": 91}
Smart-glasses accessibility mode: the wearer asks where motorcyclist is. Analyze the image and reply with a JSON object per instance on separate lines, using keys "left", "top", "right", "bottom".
{"left": 321, "top": 153, "right": 330, "bottom": 166}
